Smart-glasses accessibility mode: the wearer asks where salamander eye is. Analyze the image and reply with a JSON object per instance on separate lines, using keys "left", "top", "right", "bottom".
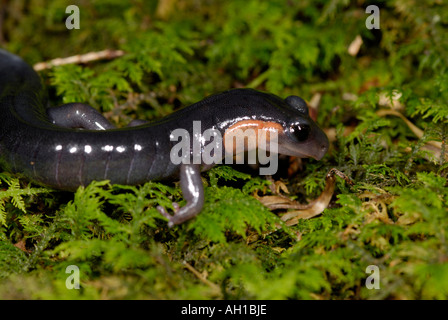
{"left": 290, "top": 123, "right": 310, "bottom": 142}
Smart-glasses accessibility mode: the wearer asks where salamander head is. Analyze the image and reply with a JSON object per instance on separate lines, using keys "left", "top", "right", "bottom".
{"left": 276, "top": 95, "right": 329, "bottom": 160}
{"left": 221, "top": 91, "right": 329, "bottom": 161}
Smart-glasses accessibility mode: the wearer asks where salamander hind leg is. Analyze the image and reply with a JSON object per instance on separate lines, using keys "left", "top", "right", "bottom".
{"left": 47, "top": 103, "right": 116, "bottom": 130}
{"left": 157, "top": 164, "right": 204, "bottom": 227}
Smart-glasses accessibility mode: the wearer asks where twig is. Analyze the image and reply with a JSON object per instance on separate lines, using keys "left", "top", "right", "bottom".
{"left": 33, "top": 49, "right": 125, "bottom": 71}
{"left": 376, "top": 109, "right": 441, "bottom": 149}
{"left": 182, "top": 261, "right": 221, "bottom": 296}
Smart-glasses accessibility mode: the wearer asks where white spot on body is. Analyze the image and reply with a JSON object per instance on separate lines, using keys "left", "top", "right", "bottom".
{"left": 116, "top": 146, "right": 126, "bottom": 153}
{"left": 102, "top": 145, "right": 114, "bottom": 152}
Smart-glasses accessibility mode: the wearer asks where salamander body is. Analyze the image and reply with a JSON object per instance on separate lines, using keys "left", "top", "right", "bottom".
{"left": 0, "top": 49, "right": 329, "bottom": 225}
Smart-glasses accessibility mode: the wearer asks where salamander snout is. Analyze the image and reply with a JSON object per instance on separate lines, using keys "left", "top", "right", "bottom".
{"left": 314, "top": 132, "right": 329, "bottom": 160}
{"left": 276, "top": 118, "right": 329, "bottom": 161}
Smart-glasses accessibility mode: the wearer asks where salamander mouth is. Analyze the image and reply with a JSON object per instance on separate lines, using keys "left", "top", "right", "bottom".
{"left": 276, "top": 130, "right": 329, "bottom": 160}
{"left": 277, "top": 144, "right": 321, "bottom": 160}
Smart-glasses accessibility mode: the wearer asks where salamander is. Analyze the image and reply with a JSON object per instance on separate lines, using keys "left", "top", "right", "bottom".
{"left": 0, "top": 49, "right": 329, "bottom": 226}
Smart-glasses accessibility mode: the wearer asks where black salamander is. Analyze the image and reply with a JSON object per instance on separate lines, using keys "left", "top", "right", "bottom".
{"left": 0, "top": 49, "right": 329, "bottom": 226}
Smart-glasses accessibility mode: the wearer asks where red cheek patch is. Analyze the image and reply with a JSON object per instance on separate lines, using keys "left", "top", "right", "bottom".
{"left": 223, "top": 120, "right": 284, "bottom": 153}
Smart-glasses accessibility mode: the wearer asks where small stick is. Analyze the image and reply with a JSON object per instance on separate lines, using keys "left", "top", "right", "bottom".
{"left": 33, "top": 49, "right": 125, "bottom": 71}
{"left": 182, "top": 261, "right": 221, "bottom": 296}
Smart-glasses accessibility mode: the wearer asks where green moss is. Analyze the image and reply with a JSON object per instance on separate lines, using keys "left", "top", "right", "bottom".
{"left": 1, "top": 0, "right": 448, "bottom": 299}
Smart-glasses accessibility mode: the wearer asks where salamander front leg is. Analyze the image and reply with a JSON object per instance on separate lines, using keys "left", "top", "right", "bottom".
{"left": 47, "top": 103, "right": 116, "bottom": 130}
{"left": 48, "top": 103, "right": 149, "bottom": 130}
{"left": 157, "top": 164, "right": 204, "bottom": 227}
